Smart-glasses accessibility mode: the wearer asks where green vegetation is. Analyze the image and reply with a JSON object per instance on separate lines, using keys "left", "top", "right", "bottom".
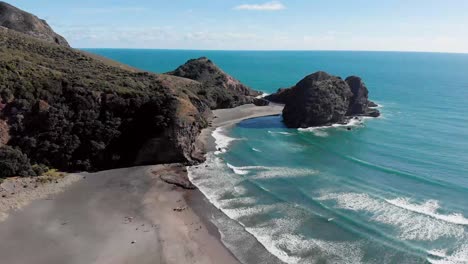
{"left": 0, "top": 145, "right": 33, "bottom": 177}
{"left": 0, "top": 28, "right": 208, "bottom": 177}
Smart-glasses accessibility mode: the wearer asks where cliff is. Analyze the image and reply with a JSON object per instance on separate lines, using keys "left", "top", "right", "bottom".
{"left": 0, "top": 1, "right": 69, "bottom": 47}
{"left": 0, "top": 26, "right": 217, "bottom": 177}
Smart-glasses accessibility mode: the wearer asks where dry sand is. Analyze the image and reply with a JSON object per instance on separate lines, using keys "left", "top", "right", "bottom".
{"left": 0, "top": 103, "right": 284, "bottom": 264}
{"left": 198, "top": 103, "right": 284, "bottom": 152}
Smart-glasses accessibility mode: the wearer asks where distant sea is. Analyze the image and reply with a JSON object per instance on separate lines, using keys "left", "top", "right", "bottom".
{"left": 86, "top": 49, "right": 468, "bottom": 263}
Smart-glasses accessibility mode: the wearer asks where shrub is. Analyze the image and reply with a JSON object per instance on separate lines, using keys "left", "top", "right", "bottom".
{"left": 0, "top": 146, "right": 34, "bottom": 177}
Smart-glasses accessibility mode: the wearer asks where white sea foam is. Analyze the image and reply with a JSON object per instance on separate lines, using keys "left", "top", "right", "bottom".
{"left": 256, "top": 92, "right": 270, "bottom": 99}
{"left": 298, "top": 117, "right": 367, "bottom": 137}
{"left": 268, "top": 130, "right": 295, "bottom": 136}
{"left": 317, "top": 192, "right": 467, "bottom": 241}
{"left": 212, "top": 127, "right": 238, "bottom": 154}
{"left": 189, "top": 154, "right": 362, "bottom": 264}
{"left": 245, "top": 226, "right": 364, "bottom": 264}
{"left": 227, "top": 163, "right": 250, "bottom": 175}
{"left": 427, "top": 244, "right": 468, "bottom": 264}
{"left": 385, "top": 197, "right": 468, "bottom": 226}
{"left": 254, "top": 167, "right": 318, "bottom": 180}
{"left": 427, "top": 249, "right": 448, "bottom": 258}
{"left": 224, "top": 163, "right": 318, "bottom": 180}
{"left": 252, "top": 147, "right": 262, "bottom": 152}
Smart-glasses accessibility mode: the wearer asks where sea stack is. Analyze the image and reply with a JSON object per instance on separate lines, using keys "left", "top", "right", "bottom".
{"left": 266, "top": 71, "right": 380, "bottom": 128}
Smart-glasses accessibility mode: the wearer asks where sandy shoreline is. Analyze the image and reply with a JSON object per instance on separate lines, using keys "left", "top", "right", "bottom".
{"left": 199, "top": 103, "right": 284, "bottom": 153}
{"left": 0, "top": 103, "right": 283, "bottom": 264}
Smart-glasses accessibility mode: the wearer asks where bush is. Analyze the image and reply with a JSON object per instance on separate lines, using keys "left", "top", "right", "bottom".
{"left": 0, "top": 146, "right": 34, "bottom": 177}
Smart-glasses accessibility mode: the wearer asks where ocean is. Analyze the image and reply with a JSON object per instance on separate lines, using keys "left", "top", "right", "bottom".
{"left": 86, "top": 49, "right": 468, "bottom": 263}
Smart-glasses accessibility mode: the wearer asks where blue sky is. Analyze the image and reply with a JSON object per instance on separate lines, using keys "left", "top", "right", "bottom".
{"left": 7, "top": 0, "right": 468, "bottom": 52}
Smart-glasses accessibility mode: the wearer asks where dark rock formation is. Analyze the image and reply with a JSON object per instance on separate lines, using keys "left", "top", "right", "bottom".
{"left": 264, "top": 88, "right": 293, "bottom": 104}
{"left": 253, "top": 98, "right": 270, "bottom": 106}
{"left": 281, "top": 72, "right": 353, "bottom": 128}
{"left": 167, "top": 57, "right": 261, "bottom": 109}
{"left": 268, "top": 71, "right": 380, "bottom": 128}
{"left": 345, "top": 76, "right": 369, "bottom": 115}
{"left": 345, "top": 76, "right": 380, "bottom": 118}
{"left": 0, "top": 1, "right": 69, "bottom": 47}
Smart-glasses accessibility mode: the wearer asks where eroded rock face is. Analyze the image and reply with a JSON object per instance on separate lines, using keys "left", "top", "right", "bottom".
{"left": 0, "top": 1, "right": 69, "bottom": 47}
{"left": 167, "top": 57, "right": 261, "bottom": 109}
{"left": 268, "top": 71, "right": 380, "bottom": 128}
{"left": 346, "top": 76, "right": 369, "bottom": 115}
{"left": 345, "top": 76, "right": 381, "bottom": 117}
{"left": 282, "top": 72, "right": 352, "bottom": 128}
{"left": 264, "top": 88, "right": 293, "bottom": 104}
{"left": 0, "top": 119, "right": 9, "bottom": 146}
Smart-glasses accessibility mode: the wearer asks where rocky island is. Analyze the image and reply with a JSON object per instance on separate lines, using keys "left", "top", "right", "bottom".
{"left": 266, "top": 71, "right": 380, "bottom": 128}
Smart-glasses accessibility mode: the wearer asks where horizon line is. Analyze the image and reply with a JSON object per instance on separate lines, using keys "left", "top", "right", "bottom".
{"left": 77, "top": 47, "right": 468, "bottom": 55}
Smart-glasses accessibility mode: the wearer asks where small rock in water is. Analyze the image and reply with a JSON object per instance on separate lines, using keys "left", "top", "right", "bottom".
{"left": 347, "top": 127, "right": 352, "bottom": 131}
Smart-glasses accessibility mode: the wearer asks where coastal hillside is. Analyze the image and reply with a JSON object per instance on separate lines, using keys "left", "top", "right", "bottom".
{"left": 168, "top": 57, "right": 261, "bottom": 109}
{"left": 0, "top": 4, "right": 259, "bottom": 178}
{"left": 0, "top": 27, "right": 208, "bottom": 177}
{"left": 0, "top": 1, "right": 69, "bottom": 47}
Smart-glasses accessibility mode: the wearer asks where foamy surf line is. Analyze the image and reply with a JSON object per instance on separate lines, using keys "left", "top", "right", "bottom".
{"left": 317, "top": 192, "right": 468, "bottom": 242}
{"left": 188, "top": 157, "right": 364, "bottom": 264}
{"left": 299, "top": 117, "right": 364, "bottom": 133}
{"left": 385, "top": 198, "right": 468, "bottom": 226}
{"left": 212, "top": 127, "right": 240, "bottom": 154}
{"left": 188, "top": 121, "right": 356, "bottom": 264}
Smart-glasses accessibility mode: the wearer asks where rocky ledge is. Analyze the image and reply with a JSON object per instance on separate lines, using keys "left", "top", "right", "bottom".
{"left": 266, "top": 71, "right": 380, "bottom": 128}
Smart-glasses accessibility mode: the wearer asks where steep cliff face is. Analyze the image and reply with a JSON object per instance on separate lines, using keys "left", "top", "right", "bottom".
{"left": 0, "top": 1, "right": 69, "bottom": 47}
{"left": 0, "top": 27, "right": 210, "bottom": 177}
{"left": 267, "top": 71, "right": 380, "bottom": 128}
{"left": 345, "top": 76, "right": 380, "bottom": 117}
{"left": 167, "top": 57, "right": 261, "bottom": 109}
{"left": 282, "top": 72, "right": 353, "bottom": 128}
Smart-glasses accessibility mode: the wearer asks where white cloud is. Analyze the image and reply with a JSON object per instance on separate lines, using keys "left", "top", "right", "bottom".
{"left": 73, "top": 7, "right": 147, "bottom": 15}
{"left": 234, "top": 1, "right": 285, "bottom": 11}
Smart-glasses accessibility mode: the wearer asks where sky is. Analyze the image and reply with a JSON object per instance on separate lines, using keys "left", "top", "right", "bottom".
{"left": 7, "top": 0, "right": 468, "bottom": 53}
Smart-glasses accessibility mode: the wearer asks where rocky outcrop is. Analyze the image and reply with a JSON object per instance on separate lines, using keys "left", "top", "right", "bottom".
{"left": 167, "top": 57, "right": 261, "bottom": 109}
{"left": 281, "top": 72, "right": 352, "bottom": 128}
{"left": 345, "top": 76, "right": 380, "bottom": 117}
{"left": 253, "top": 98, "right": 270, "bottom": 106}
{"left": 0, "top": 1, "right": 69, "bottom": 47}
{"left": 268, "top": 71, "right": 380, "bottom": 128}
{"left": 264, "top": 88, "right": 293, "bottom": 104}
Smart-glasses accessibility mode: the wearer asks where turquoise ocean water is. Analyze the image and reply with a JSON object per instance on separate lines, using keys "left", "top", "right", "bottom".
{"left": 87, "top": 49, "right": 468, "bottom": 263}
